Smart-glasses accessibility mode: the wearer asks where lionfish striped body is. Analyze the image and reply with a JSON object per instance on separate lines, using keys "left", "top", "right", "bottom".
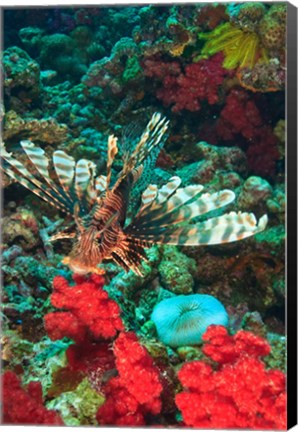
{"left": 1, "top": 113, "right": 268, "bottom": 276}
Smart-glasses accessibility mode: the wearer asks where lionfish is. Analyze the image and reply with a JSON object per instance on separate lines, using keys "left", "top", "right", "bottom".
{"left": 1, "top": 113, "right": 268, "bottom": 276}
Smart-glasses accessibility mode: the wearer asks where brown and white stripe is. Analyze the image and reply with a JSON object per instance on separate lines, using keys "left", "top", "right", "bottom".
{"left": 106, "top": 135, "right": 118, "bottom": 189}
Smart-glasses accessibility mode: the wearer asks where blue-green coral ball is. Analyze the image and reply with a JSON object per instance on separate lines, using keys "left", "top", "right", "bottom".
{"left": 151, "top": 294, "right": 228, "bottom": 347}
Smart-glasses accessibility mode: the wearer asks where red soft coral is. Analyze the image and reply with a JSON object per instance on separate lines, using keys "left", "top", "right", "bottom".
{"left": 44, "top": 273, "right": 124, "bottom": 343}
{"left": 175, "top": 325, "right": 286, "bottom": 430}
{"left": 202, "top": 325, "right": 271, "bottom": 363}
{"left": 215, "top": 88, "right": 280, "bottom": 177}
{"left": 2, "top": 371, "right": 63, "bottom": 425}
{"left": 96, "top": 331, "right": 163, "bottom": 425}
{"left": 97, "top": 377, "right": 146, "bottom": 426}
{"left": 113, "top": 331, "right": 163, "bottom": 408}
{"left": 143, "top": 53, "right": 230, "bottom": 113}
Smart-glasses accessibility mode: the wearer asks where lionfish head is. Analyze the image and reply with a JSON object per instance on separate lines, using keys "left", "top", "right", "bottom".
{"left": 62, "top": 227, "right": 105, "bottom": 275}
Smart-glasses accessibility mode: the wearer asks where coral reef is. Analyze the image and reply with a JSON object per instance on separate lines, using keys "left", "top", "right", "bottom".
{"left": 158, "top": 246, "right": 196, "bottom": 294}
{"left": 237, "top": 61, "right": 285, "bottom": 93}
{"left": 47, "top": 378, "right": 105, "bottom": 426}
{"left": 195, "top": 4, "right": 228, "bottom": 31}
{"left": 2, "top": 3, "right": 286, "bottom": 428}
{"left": 199, "top": 3, "right": 285, "bottom": 70}
{"left": 2, "top": 207, "right": 40, "bottom": 251}
{"left": 215, "top": 88, "right": 280, "bottom": 177}
{"left": 3, "top": 46, "right": 41, "bottom": 103}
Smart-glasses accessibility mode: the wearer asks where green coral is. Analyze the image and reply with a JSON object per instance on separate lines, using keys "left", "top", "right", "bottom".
{"left": 22, "top": 337, "right": 71, "bottom": 394}
{"left": 254, "top": 225, "right": 285, "bottom": 256}
{"left": 47, "top": 378, "right": 105, "bottom": 426}
{"left": 40, "top": 33, "right": 87, "bottom": 79}
{"left": 122, "top": 56, "right": 142, "bottom": 83}
{"left": 3, "top": 46, "right": 40, "bottom": 93}
{"left": 264, "top": 333, "right": 286, "bottom": 372}
{"left": 158, "top": 246, "right": 197, "bottom": 294}
{"left": 3, "top": 255, "right": 62, "bottom": 290}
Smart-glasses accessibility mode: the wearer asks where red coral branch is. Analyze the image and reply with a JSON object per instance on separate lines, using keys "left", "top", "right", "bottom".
{"left": 2, "top": 371, "right": 64, "bottom": 425}
{"left": 175, "top": 325, "right": 286, "bottom": 430}
{"left": 97, "top": 331, "right": 163, "bottom": 425}
{"left": 215, "top": 88, "right": 280, "bottom": 176}
{"left": 44, "top": 273, "right": 124, "bottom": 343}
{"left": 143, "top": 53, "right": 230, "bottom": 113}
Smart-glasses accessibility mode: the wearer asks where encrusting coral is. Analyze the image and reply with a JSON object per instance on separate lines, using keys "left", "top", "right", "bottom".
{"left": 3, "top": 110, "right": 69, "bottom": 145}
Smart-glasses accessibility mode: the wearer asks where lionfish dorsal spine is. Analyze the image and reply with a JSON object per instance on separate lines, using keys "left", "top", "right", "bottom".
{"left": 106, "top": 135, "right": 118, "bottom": 190}
{"left": 115, "top": 113, "right": 169, "bottom": 188}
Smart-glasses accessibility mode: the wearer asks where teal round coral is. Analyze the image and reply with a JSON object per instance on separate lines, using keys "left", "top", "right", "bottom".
{"left": 151, "top": 294, "right": 228, "bottom": 347}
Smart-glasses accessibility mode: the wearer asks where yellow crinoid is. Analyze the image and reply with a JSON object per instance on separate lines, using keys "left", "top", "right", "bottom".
{"left": 198, "top": 22, "right": 269, "bottom": 70}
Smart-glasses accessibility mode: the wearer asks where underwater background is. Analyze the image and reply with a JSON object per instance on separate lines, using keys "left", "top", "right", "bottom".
{"left": 1, "top": 2, "right": 286, "bottom": 429}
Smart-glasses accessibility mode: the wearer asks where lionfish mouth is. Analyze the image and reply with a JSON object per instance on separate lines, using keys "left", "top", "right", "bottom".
{"left": 62, "top": 256, "right": 105, "bottom": 275}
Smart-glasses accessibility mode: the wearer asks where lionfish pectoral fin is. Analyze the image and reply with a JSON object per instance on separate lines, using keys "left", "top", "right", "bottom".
{"left": 126, "top": 211, "right": 268, "bottom": 246}
{"left": 0, "top": 142, "right": 71, "bottom": 214}
{"left": 95, "top": 175, "right": 107, "bottom": 197}
{"left": 125, "top": 179, "right": 268, "bottom": 246}
{"left": 127, "top": 179, "right": 206, "bottom": 230}
{"left": 111, "top": 236, "right": 149, "bottom": 276}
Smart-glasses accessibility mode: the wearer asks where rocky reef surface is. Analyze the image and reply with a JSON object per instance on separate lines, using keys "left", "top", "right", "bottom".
{"left": 2, "top": 3, "right": 286, "bottom": 428}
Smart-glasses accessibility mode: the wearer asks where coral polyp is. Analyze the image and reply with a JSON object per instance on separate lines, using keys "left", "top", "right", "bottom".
{"left": 199, "top": 22, "right": 267, "bottom": 70}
